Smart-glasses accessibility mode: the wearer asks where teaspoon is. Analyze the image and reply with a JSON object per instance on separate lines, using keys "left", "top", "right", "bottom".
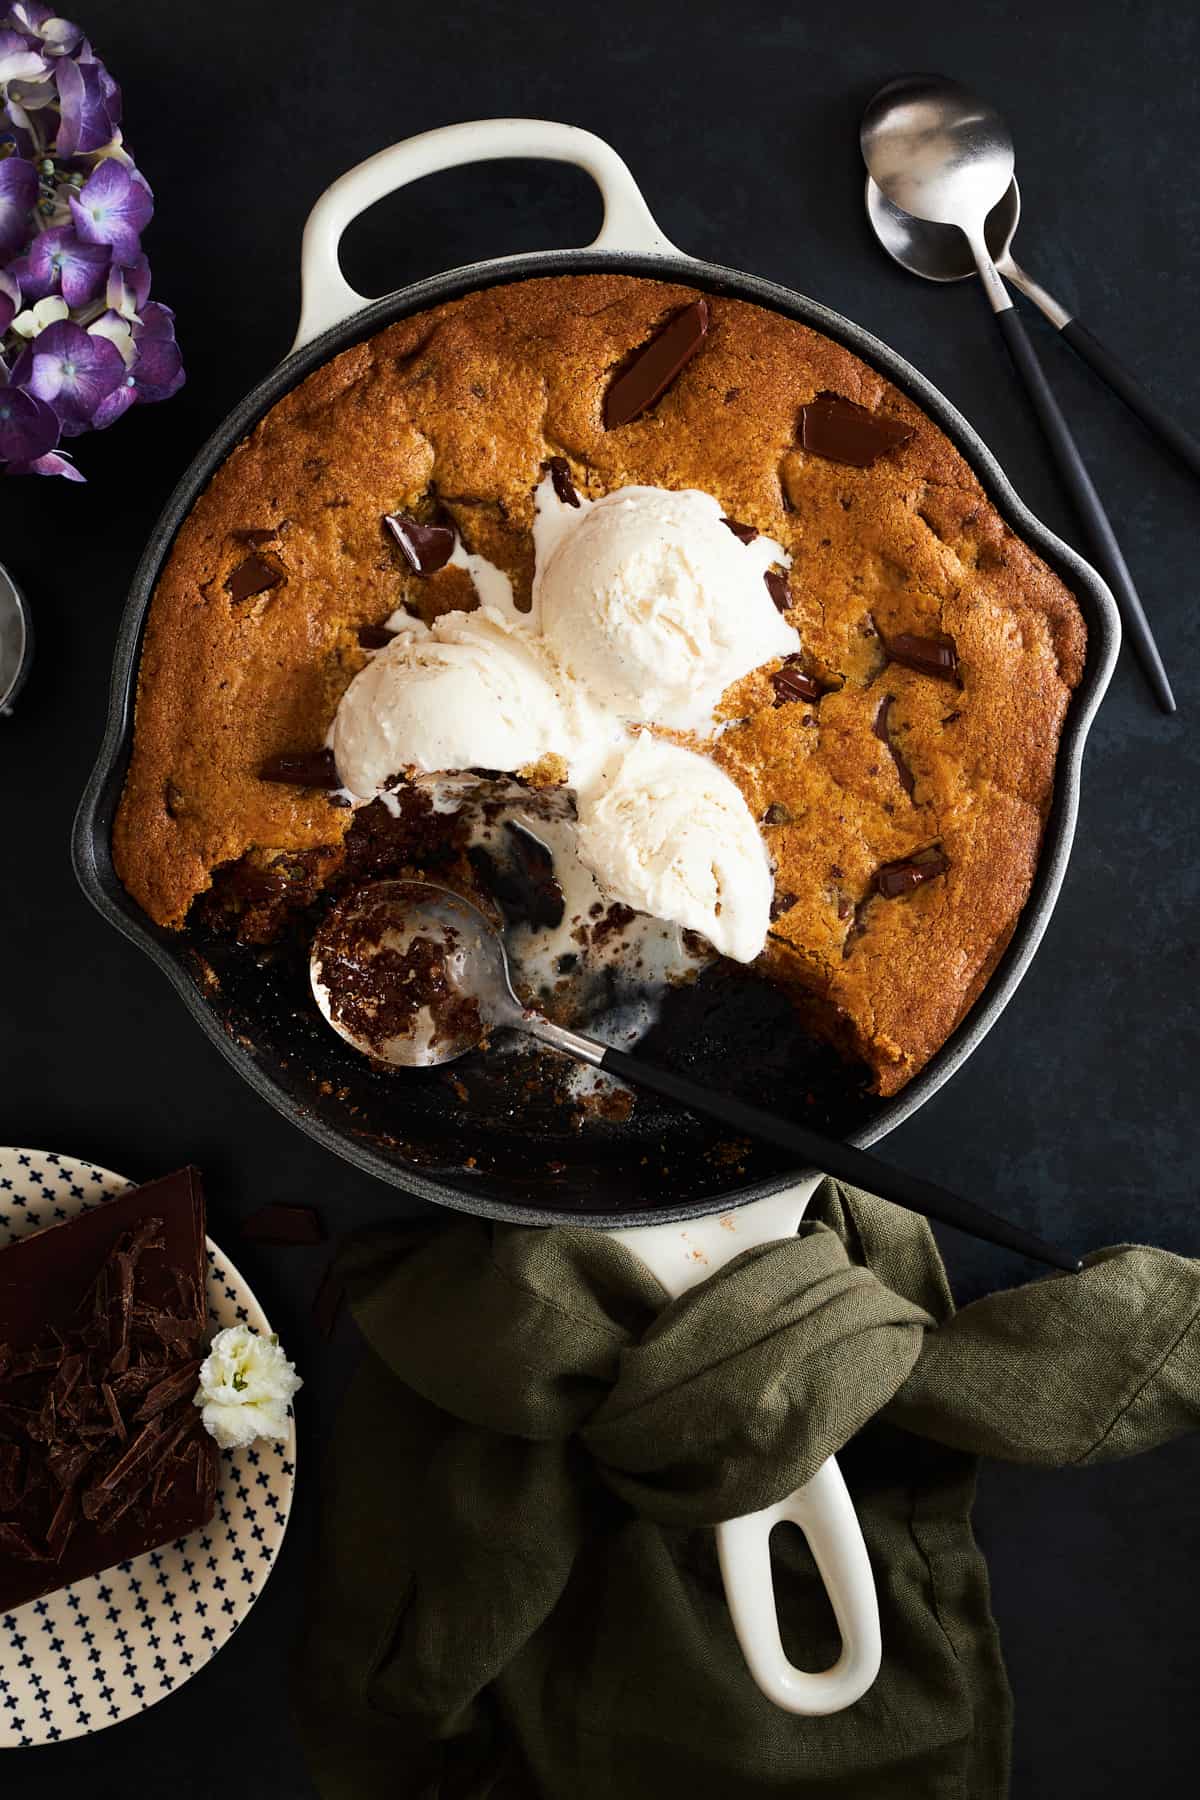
{"left": 309, "top": 878, "right": 1080, "bottom": 1271}
{"left": 861, "top": 73, "right": 1175, "bottom": 714}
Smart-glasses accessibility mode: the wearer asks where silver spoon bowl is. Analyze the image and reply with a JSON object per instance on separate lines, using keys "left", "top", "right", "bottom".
{"left": 865, "top": 175, "right": 1069, "bottom": 326}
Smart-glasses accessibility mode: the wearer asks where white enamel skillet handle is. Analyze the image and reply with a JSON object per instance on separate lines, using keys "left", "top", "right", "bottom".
{"left": 613, "top": 1180, "right": 881, "bottom": 1714}
{"left": 292, "top": 121, "right": 881, "bottom": 1714}
{"left": 293, "top": 117, "right": 683, "bottom": 352}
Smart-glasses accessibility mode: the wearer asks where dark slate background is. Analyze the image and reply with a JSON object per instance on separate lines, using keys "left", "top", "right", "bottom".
{"left": 2, "top": 0, "right": 1197, "bottom": 1792}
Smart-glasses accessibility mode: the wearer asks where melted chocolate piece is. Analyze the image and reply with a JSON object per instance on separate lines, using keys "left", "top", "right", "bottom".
{"left": 357, "top": 623, "right": 396, "bottom": 650}
{"left": 241, "top": 1204, "right": 326, "bottom": 1247}
{"left": 769, "top": 889, "right": 798, "bottom": 922}
{"left": 259, "top": 748, "right": 341, "bottom": 789}
{"left": 762, "top": 802, "right": 793, "bottom": 825}
{"left": 230, "top": 527, "right": 278, "bottom": 546}
{"left": 546, "top": 456, "right": 580, "bottom": 507}
{"left": 764, "top": 570, "right": 791, "bottom": 614}
{"left": 876, "top": 849, "right": 950, "bottom": 899}
{"left": 873, "top": 695, "right": 915, "bottom": 798}
{"left": 721, "top": 516, "right": 758, "bottom": 544}
{"left": 886, "top": 632, "right": 959, "bottom": 681}
{"left": 604, "top": 299, "right": 709, "bottom": 428}
{"left": 225, "top": 551, "right": 285, "bottom": 604}
{"left": 383, "top": 512, "right": 456, "bottom": 575}
{"left": 771, "top": 657, "right": 823, "bottom": 706}
{"left": 800, "top": 392, "right": 915, "bottom": 468}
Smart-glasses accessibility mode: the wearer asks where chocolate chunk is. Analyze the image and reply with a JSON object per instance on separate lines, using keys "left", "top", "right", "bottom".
{"left": 764, "top": 569, "right": 791, "bottom": 614}
{"left": 886, "top": 632, "right": 959, "bottom": 681}
{"left": 873, "top": 695, "right": 915, "bottom": 797}
{"left": 357, "top": 623, "right": 396, "bottom": 650}
{"left": 762, "top": 802, "right": 793, "bottom": 825}
{"left": 259, "top": 748, "right": 341, "bottom": 790}
{"left": 771, "top": 657, "right": 823, "bottom": 706}
{"left": 383, "top": 512, "right": 456, "bottom": 574}
{"left": 241, "top": 1203, "right": 326, "bottom": 1247}
{"left": 722, "top": 516, "right": 759, "bottom": 544}
{"left": 225, "top": 551, "right": 285, "bottom": 603}
{"left": 546, "top": 456, "right": 580, "bottom": 508}
{"left": 800, "top": 392, "right": 915, "bottom": 468}
{"left": 769, "top": 889, "right": 798, "bottom": 922}
{"left": 230, "top": 527, "right": 278, "bottom": 546}
{"left": 604, "top": 299, "right": 709, "bottom": 429}
{"left": 876, "top": 849, "right": 950, "bottom": 899}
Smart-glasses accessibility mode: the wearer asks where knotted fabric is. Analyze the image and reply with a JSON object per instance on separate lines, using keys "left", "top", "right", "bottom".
{"left": 296, "top": 1181, "right": 1200, "bottom": 1799}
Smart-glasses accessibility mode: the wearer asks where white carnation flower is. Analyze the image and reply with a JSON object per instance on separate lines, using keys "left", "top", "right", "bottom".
{"left": 194, "top": 1324, "right": 302, "bottom": 1450}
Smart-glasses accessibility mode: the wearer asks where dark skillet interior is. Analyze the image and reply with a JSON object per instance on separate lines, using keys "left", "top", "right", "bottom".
{"left": 73, "top": 250, "right": 1119, "bottom": 1227}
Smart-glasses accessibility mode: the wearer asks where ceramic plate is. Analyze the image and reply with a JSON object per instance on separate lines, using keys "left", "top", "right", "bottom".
{"left": 0, "top": 1148, "right": 296, "bottom": 1747}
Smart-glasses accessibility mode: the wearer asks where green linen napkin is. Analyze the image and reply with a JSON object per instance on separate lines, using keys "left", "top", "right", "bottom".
{"left": 296, "top": 1182, "right": 1200, "bottom": 1799}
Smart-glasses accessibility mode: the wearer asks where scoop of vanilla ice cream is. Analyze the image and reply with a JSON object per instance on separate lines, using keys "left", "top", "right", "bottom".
{"left": 332, "top": 610, "right": 568, "bottom": 796}
{"left": 534, "top": 484, "right": 799, "bottom": 732}
{"left": 575, "top": 732, "right": 773, "bottom": 963}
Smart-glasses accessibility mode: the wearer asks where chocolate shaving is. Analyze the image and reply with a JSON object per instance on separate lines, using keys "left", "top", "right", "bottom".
{"left": 546, "top": 456, "right": 580, "bottom": 507}
{"left": 225, "top": 551, "right": 285, "bottom": 604}
{"left": 133, "top": 1360, "right": 202, "bottom": 1423}
{"left": 357, "top": 623, "right": 396, "bottom": 650}
{"left": 0, "top": 1521, "right": 52, "bottom": 1562}
{"left": 0, "top": 1444, "right": 20, "bottom": 1511}
{"left": 873, "top": 695, "right": 915, "bottom": 798}
{"left": 604, "top": 299, "right": 709, "bottom": 429}
{"left": 886, "top": 631, "right": 959, "bottom": 681}
{"left": 383, "top": 512, "right": 456, "bottom": 575}
{"left": 771, "top": 657, "right": 823, "bottom": 707}
{"left": 259, "top": 747, "right": 341, "bottom": 790}
{"left": 46, "top": 1442, "right": 92, "bottom": 1490}
{"left": 764, "top": 570, "right": 791, "bottom": 614}
{"left": 241, "top": 1204, "right": 326, "bottom": 1247}
{"left": 800, "top": 392, "right": 915, "bottom": 468}
{"left": 876, "top": 849, "right": 950, "bottom": 899}
{"left": 721, "top": 516, "right": 758, "bottom": 544}
{"left": 46, "top": 1485, "right": 77, "bottom": 1560}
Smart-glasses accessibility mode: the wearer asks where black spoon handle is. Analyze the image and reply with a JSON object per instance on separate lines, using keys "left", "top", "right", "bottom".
{"left": 1060, "top": 317, "right": 1200, "bottom": 484}
{"left": 994, "top": 306, "right": 1175, "bottom": 714}
{"left": 599, "top": 1044, "right": 1080, "bottom": 1273}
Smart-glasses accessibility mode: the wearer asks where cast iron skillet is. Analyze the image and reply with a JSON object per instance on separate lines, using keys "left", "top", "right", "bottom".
{"left": 72, "top": 121, "right": 1120, "bottom": 1228}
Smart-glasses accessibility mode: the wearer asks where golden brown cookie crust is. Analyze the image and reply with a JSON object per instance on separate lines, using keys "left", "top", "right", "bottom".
{"left": 113, "top": 273, "right": 1085, "bottom": 1094}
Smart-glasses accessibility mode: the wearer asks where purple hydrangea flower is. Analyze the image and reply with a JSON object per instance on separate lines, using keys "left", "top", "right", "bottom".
{"left": 5, "top": 445, "right": 82, "bottom": 477}
{"left": 10, "top": 221, "right": 107, "bottom": 303}
{"left": 105, "top": 247, "right": 149, "bottom": 317}
{"left": 0, "top": 153, "right": 36, "bottom": 255}
{"left": 68, "top": 155, "right": 149, "bottom": 258}
{"left": 7, "top": 4, "right": 83, "bottom": 56}
{"left": 26, "top": 314, "right": 122, "bottom": 427}
{"left": 0, "top": 27, "right": 47, "bottom": 83}
{"left": 0, "top": 10, "right": 183, "bottom": 478}
{"left": 0, "top": 265, "right": 18, "bottom": 333}
{"left": 0, "top": 367, "right": 57, "bottom": 458}
{"left": 93, "top": 298, "right": 182, "bottom": 427}
{"left": 53, "top": 52, "right": 119, "bottom": 157}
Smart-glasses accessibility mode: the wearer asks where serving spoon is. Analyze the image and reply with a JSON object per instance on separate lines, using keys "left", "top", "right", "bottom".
{"left": 861, "top": 73, "right": 1175, "bottom": 714}
{"left": 310, "top": 879, "right": 1079, "bottom": 1272}
{"left": 866, "top": 175, "right": 1200, "bottom": 484}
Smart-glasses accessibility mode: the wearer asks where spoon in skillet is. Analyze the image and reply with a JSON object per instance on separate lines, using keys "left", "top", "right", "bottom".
{"left": 865, "top": 174, "right": 1200, "bottom": 484}
{"left": 861, "top": 72, "right": 1175, "bottom": 714}
{"left": 310, "top": 879, "right": 1080, "bottom": 1272}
